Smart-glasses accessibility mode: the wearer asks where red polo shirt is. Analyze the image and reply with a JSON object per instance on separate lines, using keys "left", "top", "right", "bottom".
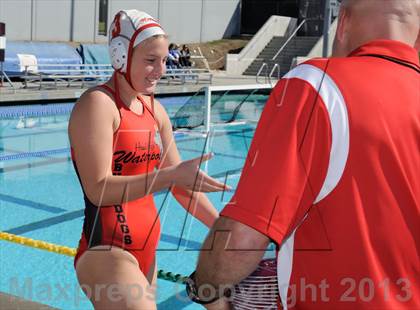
{"left": 221, "top": 40, "right": 420, "bottom": 309}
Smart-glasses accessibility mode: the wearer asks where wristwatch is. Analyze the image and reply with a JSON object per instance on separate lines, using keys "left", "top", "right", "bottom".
{"left": 185, "top": 271, "right": 224, "bottom": 305}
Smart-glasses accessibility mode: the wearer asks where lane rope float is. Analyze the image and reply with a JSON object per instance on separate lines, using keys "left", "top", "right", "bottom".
{"left": 0, "top": 231, "right": 188, "bottom": 284}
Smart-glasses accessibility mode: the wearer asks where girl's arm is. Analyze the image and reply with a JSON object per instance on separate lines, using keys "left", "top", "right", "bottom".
{"left": 154, "top": 100, "right": 222, "bottom": 228}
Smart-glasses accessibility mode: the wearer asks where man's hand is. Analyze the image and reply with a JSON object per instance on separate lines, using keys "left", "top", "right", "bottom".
{"left": 194, "top": 216, "right": 270, "bottom": 301}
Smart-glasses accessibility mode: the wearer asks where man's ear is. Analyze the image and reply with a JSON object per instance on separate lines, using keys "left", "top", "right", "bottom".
{"left": 332, "top": 6, "right": 351, "bottom": 57}
{"left": 414, "top": 30, "right": 420, "bottom": 51}
{"left": 336, "top": 7, "right": 349, "bottom": 45}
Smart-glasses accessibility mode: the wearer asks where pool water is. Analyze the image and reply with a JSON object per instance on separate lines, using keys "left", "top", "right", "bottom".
{"left": 0, "top": 95, "right": 271, "bottom": 309}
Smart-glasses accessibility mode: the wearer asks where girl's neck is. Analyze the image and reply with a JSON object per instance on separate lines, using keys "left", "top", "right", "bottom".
{"left": 111, "top": 74, "right": 148, "bottom": 108}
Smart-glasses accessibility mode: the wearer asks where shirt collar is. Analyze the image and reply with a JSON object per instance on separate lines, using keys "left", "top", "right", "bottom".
{"left": 348, "top": 39, "right": 420, "bottom": 68}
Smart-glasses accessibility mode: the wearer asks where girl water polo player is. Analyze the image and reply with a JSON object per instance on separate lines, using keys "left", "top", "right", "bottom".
{"left": 68, "top": 9, "right": 228, "bottom": 309}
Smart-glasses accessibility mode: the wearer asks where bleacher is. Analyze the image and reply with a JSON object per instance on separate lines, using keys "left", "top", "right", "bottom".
{"left": 161, "top": 68, "right": 212, "bottom": 85}
{"left": 21, "top": 64, "right": 213, "bottom": 90}
{"left": 21, "top": 64, "right": 114, "bottom": 89}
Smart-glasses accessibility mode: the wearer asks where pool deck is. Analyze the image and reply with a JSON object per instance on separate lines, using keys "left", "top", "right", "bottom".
{"left": 0, "top": 72, "right": 274, "bottom": 104}
{"left": 0, "top": 292, "right": 57, "bottom": 309}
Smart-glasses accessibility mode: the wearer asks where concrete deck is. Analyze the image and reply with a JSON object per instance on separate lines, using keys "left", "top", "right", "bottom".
{"left": 0, "top": 72, "right": 271, "bottom": 104}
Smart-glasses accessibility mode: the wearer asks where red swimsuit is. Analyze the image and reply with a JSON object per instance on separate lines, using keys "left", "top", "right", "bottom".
{"left": 72, "top": 82, "right": 162, "bottom": 274}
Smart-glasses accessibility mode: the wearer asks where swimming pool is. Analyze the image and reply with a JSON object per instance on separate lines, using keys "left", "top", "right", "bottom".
{"left": 0, "top": 94, "right": 271, "bottom": 309}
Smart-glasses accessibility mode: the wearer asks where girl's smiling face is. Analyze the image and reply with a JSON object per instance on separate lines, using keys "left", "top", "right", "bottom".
{"left": 130, "top": 36, "right": 168, "bottom": 94}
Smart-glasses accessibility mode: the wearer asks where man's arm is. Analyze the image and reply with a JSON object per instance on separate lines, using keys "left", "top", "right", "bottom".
{"left": 194, "top": 216, "right": 270, "bottom": 307}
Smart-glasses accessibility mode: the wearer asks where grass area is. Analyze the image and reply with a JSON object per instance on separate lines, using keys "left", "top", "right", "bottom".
{"left": 186, "top": 38, "right": 250, "bottom": 70}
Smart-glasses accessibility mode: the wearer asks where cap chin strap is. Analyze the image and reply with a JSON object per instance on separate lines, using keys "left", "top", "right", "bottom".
{"left": 114, "top": 72, "right": 154, "bottom": 108}
{"left": 125, "top": 23, "right": 162, "bottom": 88}
{"left": 123, "top": 70, "right": 135, "bottom": 90}
{"left": 114, "top": 71, "right": 136, "bottom": 98}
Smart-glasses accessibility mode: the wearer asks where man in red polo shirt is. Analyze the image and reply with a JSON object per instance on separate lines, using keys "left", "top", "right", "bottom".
{"left": 189, "top": 0, "right": 419, "bottom": 309}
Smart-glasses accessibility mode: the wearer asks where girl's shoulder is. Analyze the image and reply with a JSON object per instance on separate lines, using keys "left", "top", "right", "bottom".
{"left": 70, "top": 86, "right": 119, "bottom": 128}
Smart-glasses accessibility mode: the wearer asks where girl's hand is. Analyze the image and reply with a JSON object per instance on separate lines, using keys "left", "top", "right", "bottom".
{"left": 173, "top": 153, "right": 231, "bottom": 192}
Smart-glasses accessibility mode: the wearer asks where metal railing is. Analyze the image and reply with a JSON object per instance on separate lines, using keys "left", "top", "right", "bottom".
{"left": 256, "top": 62, "right": 268, "bottom": 84}
{"left": 271, "top": 19, "right": 307, "bottom": 61}
{"left": 20, "top": 63, "right": 213, "bottom": 89}
{"left": 24, "top": 63, "right": 113, "bottom": 74}
{"left": 269, "top": 63, "right": 280, "bottom": 84}
{"left": 162, "top": 68, "right": 213, "bottom": 85}
{"left": 256, "top": 19, "right": 307, "bottom": 83}
{"left": 22, "top": 63, "right": 113, "bottom": 89}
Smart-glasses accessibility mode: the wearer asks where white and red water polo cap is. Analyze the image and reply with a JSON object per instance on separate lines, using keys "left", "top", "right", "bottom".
{"left": 108, "top": 10, "right": 165, "bottom": 85}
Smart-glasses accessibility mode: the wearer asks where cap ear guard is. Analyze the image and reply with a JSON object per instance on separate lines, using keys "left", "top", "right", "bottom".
{"left": 109, "top": 37, "right": 128, "bottom": 72}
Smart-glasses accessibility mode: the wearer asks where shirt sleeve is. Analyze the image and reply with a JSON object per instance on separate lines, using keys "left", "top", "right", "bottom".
{"left": 220, "top": 75, "right": 332, "bottom": 246}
